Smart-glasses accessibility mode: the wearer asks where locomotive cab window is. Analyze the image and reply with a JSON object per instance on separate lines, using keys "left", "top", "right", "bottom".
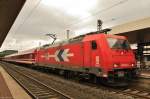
{"left": 107, "top": 38, "right": 130, "bottom": 50}
{"left": 91, "top": 40, "right": 97, "bottom": 50}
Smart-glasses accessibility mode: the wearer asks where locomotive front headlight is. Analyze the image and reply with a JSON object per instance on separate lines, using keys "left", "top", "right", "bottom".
{"left": 131, "top": 63, "right": 134, "bottom": 67}
{"left": 102, "top": 74, "right": 108, "bottom": 77}
{"left": 113, "top": 64, "right": 119, "bottom": 68}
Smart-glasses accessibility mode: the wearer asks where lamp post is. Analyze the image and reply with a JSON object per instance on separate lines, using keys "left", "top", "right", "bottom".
{"left": 67, "top": 30, "right": 70, "bottom": 40}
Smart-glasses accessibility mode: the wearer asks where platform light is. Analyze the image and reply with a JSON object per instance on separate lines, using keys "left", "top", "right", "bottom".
{"left": 131, "top": 63, "right": 134, "bottom": 67}
{"left": 102, "top": 74, "right": 108, "bottom": 77}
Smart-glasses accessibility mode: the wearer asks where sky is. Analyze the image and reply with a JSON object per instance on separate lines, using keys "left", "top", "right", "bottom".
{"left": 0, "top": 0, "right": 150, "bottom": 51}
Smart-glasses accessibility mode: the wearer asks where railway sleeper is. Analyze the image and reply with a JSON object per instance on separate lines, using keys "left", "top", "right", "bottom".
{"left": 32, "top": 91, "right": 51, "bottom": 94}
{"left": 36, "top": 92, "right": 54, "bottom": 96}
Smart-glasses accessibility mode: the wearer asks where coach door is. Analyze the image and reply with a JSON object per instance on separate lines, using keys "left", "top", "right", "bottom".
{"left": 90, "top": 40, "right": 100, "bottom": 67}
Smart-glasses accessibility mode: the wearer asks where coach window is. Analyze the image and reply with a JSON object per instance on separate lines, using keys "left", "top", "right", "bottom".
{"left": 91, "top": 40, "right": 97, "bottom": 50}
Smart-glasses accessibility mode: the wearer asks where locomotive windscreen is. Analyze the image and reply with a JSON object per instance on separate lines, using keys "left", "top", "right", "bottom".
{"left": 107, "top": 38, "right": 130, "bottom": 49}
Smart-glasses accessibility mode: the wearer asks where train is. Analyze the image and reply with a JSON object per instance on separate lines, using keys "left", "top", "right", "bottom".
{"left": 3, "top": 29, "right": 139, "bottom": 86}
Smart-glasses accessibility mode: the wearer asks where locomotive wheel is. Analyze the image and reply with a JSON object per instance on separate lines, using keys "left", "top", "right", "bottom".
{"left": 64, "top": 70, "right": 74, "bottom": 79}
{"left": 93, "top": 76, "right": 101, "bottom": 84}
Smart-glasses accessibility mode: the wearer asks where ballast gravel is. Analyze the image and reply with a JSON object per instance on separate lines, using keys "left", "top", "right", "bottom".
{"left": 19, "top": 69, "right": 134, "bottom": 98}
{"left": 4, "top": 63, "right": 135, "bottom": 99}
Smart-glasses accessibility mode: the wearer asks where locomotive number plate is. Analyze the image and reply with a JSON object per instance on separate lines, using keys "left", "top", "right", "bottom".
{"left": 118, "top": 71, "right": 124, "bottom": 77}
{"left": 121, "top": 64, "right": 129, "bottom": 67}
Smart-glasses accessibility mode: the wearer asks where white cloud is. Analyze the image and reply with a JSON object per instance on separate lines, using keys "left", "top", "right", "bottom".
{"left": 130, "top": 44, "right": 137, "bottom": 49}
{"left": 75, "top": 27, "right": 96, "bottom": 36}
{"left": 41, "top": 0, "right": 97, "bottom": 18}
{"left": 1, "top": 0, "right": 150, "bottom": 51}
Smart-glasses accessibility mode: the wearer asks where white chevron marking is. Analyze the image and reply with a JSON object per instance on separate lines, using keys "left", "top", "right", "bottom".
{"left": 41, "top": 49, "right": 74, "bottom": 62}
{"left": 55, "top": 50, "right": 60, "bottom": 62}
{"left": 62, "top": 49, "right": 74, "bottom": 62}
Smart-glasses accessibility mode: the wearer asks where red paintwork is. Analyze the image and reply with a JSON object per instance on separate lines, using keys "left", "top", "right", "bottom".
{"left": 83, "top": 34, "right": 136, "bottom": 73}
{"left": 4, "top": 33, "right": 136, "bottom": 77}
{"left": 36, "top": 43, "right": 84, "bottom": 67}
{"left": 4, "top": 49, "right": 36, "bottom": 64}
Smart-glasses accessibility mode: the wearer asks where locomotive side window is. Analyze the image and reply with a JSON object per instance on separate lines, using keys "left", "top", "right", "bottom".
{"left": 91, "top": 40, "right": 97, "bottom": 50}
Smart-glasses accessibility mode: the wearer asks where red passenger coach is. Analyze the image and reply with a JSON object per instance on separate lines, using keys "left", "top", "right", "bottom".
{"left": 4, "top": 49, "right": 36, "bottom": 64}
{"left": 4, "top": 30, "right": 138, "bottom": 86}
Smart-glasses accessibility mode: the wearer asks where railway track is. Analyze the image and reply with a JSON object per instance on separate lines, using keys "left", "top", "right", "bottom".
{"left": 1, "top": 62, "right": 72, "bottom": 99}
{"left": 86, "top": 79, "right": 150, "bottom": 99}
{"left": 121, "top": 88, "right": 150, "bottom": 99}
{"left": 1, "top": 62, "right": 150, "bottom": 99}
{"left": 80, "top": 81, "right": 150, "bottom": 99}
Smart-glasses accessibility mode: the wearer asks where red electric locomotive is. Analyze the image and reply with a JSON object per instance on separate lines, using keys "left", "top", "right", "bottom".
{"left": 4, "top": 30, "right": 138, "bottom": 86}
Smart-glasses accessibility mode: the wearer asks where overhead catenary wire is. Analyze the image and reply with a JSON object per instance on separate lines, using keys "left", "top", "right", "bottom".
{"left": 5, "top": 0, "right": 130, "bottom": 51}
{"left": 65, "top": 0, "right": 129, "bottom": 28}
{"left": 14, "top": 0, "right": 42, "bottom": 34}
{"left": 15, "top": 0, "right": 129, "bottom": 34}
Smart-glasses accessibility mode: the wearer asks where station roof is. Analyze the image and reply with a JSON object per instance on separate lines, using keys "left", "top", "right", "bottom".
{"left": 117, "top": 27, "right": 150, "bottom": 44}
{"left": 109, "top": 17, "right": 150, "bottom": 44}
{"left": 0, "top": 0, "right": 26, "bottom": 47}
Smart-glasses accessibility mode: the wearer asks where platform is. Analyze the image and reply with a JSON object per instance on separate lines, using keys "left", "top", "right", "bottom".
{"left": 0, "top": 65, "right": 31, "bottom": 99}
{"left": 0, "top": 72, "right": 13, "bottom": 99}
